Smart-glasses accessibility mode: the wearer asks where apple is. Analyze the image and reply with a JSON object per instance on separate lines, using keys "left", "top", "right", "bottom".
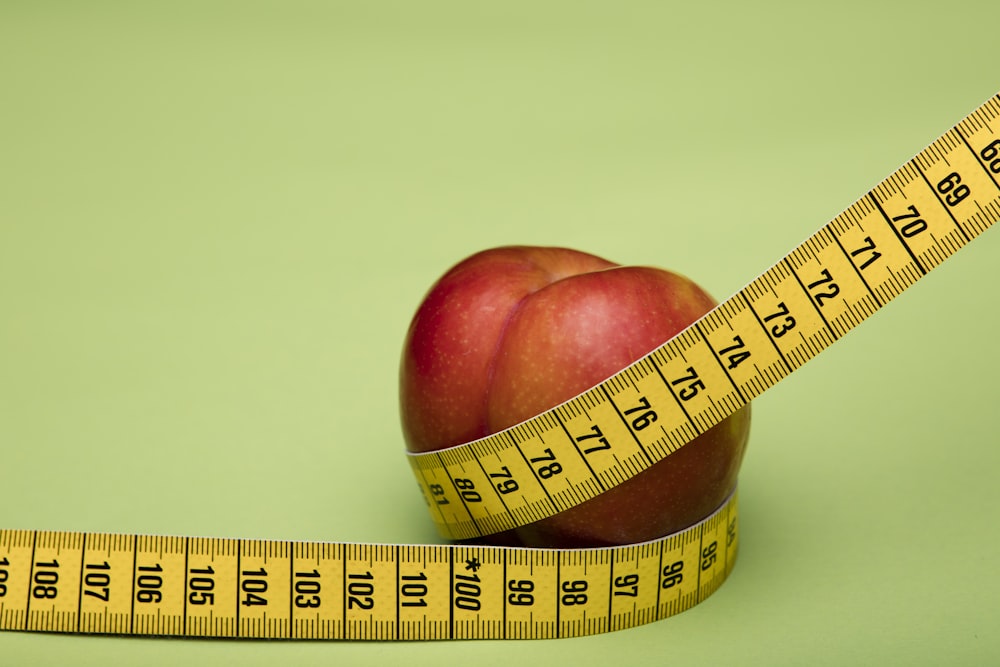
{"left": 400, "top": 246, "right": 750, "bottom": 547}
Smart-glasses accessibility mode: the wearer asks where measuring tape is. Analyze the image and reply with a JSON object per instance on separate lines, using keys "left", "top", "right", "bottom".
{"left": 2, "top": 91, "right": 999, "bottom": 641}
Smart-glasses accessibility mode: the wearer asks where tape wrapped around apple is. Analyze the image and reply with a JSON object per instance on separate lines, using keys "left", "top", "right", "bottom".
{"left": 400, "top": 246, "right": 750, "bottom": 548}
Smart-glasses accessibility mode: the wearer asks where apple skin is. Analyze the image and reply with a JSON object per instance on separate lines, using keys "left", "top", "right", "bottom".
{"left": 400, "top": 246, "right": 750, "bottom": 548}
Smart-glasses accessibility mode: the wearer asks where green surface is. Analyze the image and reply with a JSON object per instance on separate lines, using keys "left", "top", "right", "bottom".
{"left": 2, "top": 1, "right": 999, "bottom": 664}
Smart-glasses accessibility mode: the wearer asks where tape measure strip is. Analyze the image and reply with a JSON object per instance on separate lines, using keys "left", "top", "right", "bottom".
{"left": 0, "top": 491, "right": 736, "bottom": 640}
{"left": 2, "top": 90, "right": 999, "bottom": 642}
{"left": 408, "top": 91, "right": 1000, "bottom": 541}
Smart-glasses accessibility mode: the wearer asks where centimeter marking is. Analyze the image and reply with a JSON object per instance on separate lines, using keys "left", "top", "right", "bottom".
{"left": 0, "top": 492, "right": 737, "bottom": 640}
{"left": 409, "top": 91, "right": 1000, "bottom": 540}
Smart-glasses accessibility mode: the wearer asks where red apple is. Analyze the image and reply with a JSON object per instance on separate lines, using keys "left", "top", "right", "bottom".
{"left": 400, "top": 246, "right": 750, "bottom": 547}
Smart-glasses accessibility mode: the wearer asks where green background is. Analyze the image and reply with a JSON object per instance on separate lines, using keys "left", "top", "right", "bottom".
{"left": 2, "top": 1, "right": 999, "bottom": 664}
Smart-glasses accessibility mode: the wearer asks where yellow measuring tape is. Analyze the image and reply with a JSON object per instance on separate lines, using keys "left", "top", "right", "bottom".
{"left": 2, "top": 91, "right": 999, "bottom": 641}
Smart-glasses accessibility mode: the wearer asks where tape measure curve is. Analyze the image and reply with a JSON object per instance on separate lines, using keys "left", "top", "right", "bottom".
{"left": 0, "top": 490, "right": 737, "bottom": 639}
{"left": 1, "top": 90, "right": 999, "bottom": 641}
